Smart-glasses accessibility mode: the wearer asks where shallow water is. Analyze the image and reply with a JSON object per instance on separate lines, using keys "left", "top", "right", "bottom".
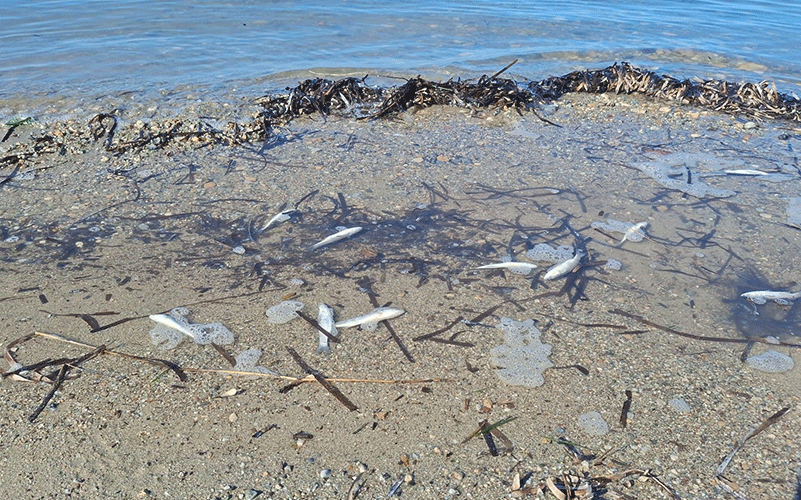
{"left": 2, "top": 0, "right": 800, "bottom": 112}
{"left": 1, "top": 93, "right": 800, "bottom": 498}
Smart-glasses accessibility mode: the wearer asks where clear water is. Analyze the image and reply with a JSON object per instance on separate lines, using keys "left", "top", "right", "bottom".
{"left": 1, "top": 0, "right": 800, "bottom": 109}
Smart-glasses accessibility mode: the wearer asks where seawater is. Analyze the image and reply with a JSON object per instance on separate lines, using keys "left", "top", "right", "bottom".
{"left": 1, "top": 0, "right": 800, "bottom": 113}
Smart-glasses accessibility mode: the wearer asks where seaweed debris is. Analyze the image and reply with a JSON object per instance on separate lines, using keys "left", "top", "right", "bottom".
{"left": 4, "top": 62, "right": 799, "bottom": 163}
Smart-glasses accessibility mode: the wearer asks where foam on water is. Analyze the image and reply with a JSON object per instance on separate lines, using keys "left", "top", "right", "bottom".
{"left": 786, "top": 197, "right": 801, "bottom": 227}
{"left": 233, "top": 349, "right": 275, "bottom": 375}
{"left": 490, "top": 318, "right": 553, "bottom": 388}
{"left": 634, "top": 152, "right": 738, "bottom": 198}
{"left": 746, "top": 350, "right": 795, "bottom": 373}
{"left": 265, "top": 300, "right": 304, "bottom": 324}
{"left": 525, "top": 244, "right": 575, "bottom": 263}
{"left": 577, "top": 411, "right": 610, "bottom": 436}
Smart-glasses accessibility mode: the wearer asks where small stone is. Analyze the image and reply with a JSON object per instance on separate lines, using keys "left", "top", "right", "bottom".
{"left": 203, "top": 181, "right": 216, "bottom": 189}
{"left": 228, "top": 413, "right": 237, "bottom": 423}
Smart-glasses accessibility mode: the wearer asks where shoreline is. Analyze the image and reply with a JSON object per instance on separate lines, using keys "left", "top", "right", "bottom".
{"left": 1, "top": 87, "right": 800, "bottom": 499}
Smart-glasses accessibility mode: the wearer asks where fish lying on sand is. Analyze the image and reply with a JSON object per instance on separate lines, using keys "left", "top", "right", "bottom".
{"left": 316, "top": 303, "right": 338, "bottom": 354}
{"left": 620, "top": 221, "right": 648, "bottom": 244}
{"left": 149, "top": 313, "right": 196, "bottom": 340}
{"left": 741, "top": 290, "right": 801, "bottom": 305}
{"left": 261, "top": 208, "right": 297, "bottom": 231}
{"left": 543, "top": 249, "right": 586, "bottom": 281}
{"left": 335, "top": 307, "right": 405, "bottom": 329}
{"left": 310, "top": 226, "right": 363, "bottom": 250}
{"left": 476, "top": 262, "right": 538, "bottom": 274}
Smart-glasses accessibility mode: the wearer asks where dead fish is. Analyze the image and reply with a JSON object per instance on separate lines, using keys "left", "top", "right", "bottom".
{"left": 316, "top": 303, "right": 338, "bottom": 354}
{"left": 741, "top": 290, "right": 801, "bottom": 305}
{"left": 335, "top": 307, "right": 405, "bottom": 329}
{"left": 476, "top": 262, "right": 538, "bottom": 274}
{"left": 149, "top": 313, "right": 196, "bottom": 340}
{"left": 543, "top": 249, "right": 586, "bottom": 281}
{"left": 724, "top": 169, "right": 770, "bottom": 176}
{"left": 310, "top": 226, "right": 363, "bottom": 250}
{"left": 261, "top": 208, "right": 297, "bottom": 231}
{"left": 620, "top": 221, "right": 648, "bottom": 244}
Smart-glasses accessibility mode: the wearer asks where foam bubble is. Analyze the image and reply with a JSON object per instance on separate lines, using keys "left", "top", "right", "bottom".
{"left": 490, "top": 318, "right": 553, "bottom": 387}
{"left": 787, "top": 197, "right": 801, "bottom": 227}
{"left": 149, "top": 323, "right": 183, "bottom": 350}
{"left": 190, "top": 322, "right": 235, "bottom": 345}
{"left": 746, "top": 350, "right": 794, "bottom": 373}
{"left": 577, "top": 411, "right": 610, "bottom": 436}
{"left": 265, "top": 300, "right": 304, "bottom": 324}
{"left": 634, "top": 153, "right": 737, "bottom": 198}
{"left": 525, "top": 244, "right": 574, "bottom": 263}
{"left": 669, "top": 397, "right": 692, "bottom": 413}
{"left": 233, "top": 348, "right": 274, "bottom": 375}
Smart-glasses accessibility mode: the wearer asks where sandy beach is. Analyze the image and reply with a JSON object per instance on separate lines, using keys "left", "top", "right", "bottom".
{"left": 2, "top": 89, "right": 800, "bottom": 500}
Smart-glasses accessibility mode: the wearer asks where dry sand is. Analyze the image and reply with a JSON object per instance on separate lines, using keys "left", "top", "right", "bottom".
{"left": 1, "top": 92, "right": 801, "bottom": 499}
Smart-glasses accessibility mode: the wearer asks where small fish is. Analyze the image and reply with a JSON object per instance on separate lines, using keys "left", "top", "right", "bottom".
{"left": 149, "top": 313, "right": 196, "bottom": 340}
{"left": 335, "top": 307, "right": 405, "bottom": 329}
{"left": 543, "top": 249, "right": 586, "bottom": 281}
{"left": 724, "top": 169, "right": 770, "bottom": 176}
{"left": 620, "top": 221, "right": 648, "bottom": 244}
{"left": 310, "top": 226, "right": 363, "bottom": 250}
{"left": 316, "top": 303, "right": 338, "bottom": 354}
{"left": 261, "top": 209, "right": 297, "bottom": 231}
{"left": 741, "top": 290, "right": 801, "bottom": 305}
{"left": 476, "top": 262, "right": 538, "bottom": 274}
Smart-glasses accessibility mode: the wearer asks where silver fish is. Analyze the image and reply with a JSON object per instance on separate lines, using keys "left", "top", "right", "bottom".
{"left": 310, "top": 226, "right": 363, "bottom": 250}
{"left": 149, "top": 313, "right": 196, "bottom": 340}
{"left": 741, "top": 290, "right": 801, "bottom": 305}
{"left": 316, "top": 303, "right": 338, "bottom": 354}
{"left": 261, "top": 208, "right": 297, "bottom": 231}
{"left": 335, "top": 307, "right": 405, "bottom": 329}
{"left": 476, "top": 262, "right": 538, "bottom": 274}
{"left": 620, "top": 221, "right": 648, "bottom": 244}
{"left": 543, "top": 249, "right": 586, "bottom": 281}
{"left": 724, "top": 169, "right": 770, "bottom": 176}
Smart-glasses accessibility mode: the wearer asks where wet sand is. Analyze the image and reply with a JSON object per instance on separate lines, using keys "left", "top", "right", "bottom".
{"left": 1, "top": 92, "right": 801, "bottom": 499}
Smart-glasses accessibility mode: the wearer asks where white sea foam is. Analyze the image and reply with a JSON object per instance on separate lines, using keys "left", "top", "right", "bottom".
{"left": 746, "top": 350, "right": 794, "bottom": 373}
{"left": 525, "top": 243, "right": 575, "bottom": 263}
{"left": 786, "top": 197, "right": 801, "bottom": 227}
{"left": 577, "top": 411, "right": 610, "bottom": 436}
{"left": 490, "top": 318, "right": 553, "bottom": 388}
{"left": 265, "top": 300, "right": 304, "bottom": 324}
{"left": 233, "top": 349, "right": 275, "bottom": 375}
{"left": 633, "top": 152, "right": 737, "bottom": 198}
